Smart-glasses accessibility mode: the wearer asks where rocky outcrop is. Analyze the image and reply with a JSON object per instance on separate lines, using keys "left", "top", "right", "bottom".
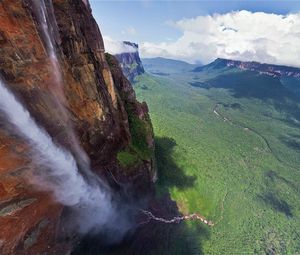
{"left": 0, "top": 0, "right": 154, "bottom": 254}
{"left": 114, "top": 41, "right": 145, "bottom": 82}
{"left": 194, "top": 58, "right": 300, "bottom": 78}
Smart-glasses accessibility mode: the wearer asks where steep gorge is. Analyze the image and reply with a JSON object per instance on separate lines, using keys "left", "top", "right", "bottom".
{"left": 0, "top": 0, "right": 155, "bottom": 254}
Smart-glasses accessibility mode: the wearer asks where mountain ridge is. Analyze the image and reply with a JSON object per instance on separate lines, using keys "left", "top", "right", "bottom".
{"left": 194, "top": 58, "right": 300, "bottom": 78}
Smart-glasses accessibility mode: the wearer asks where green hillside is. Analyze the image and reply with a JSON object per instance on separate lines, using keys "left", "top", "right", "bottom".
{"left": 134, "top": 64, "right": 300, "bottom": 254}
{"left": 142, "top": 57, "right": 198, "bottom": 75}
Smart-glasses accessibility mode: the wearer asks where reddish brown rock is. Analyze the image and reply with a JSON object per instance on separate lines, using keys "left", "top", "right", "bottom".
{"left": 0, "top": 0, "right": 155, "bottom": 254}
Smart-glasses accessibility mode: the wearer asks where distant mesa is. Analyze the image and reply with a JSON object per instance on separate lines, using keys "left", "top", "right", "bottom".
{"left": 114, "top": 41, "right": 145, "bottom": 82}
{"left": 194, "top": 58, "right": 300, "bottom": 78}
{"left": 114, "top": 46, "right": 202, "bottom": 80}
{"left": 190, "top": 58, "right": 300, "bottom": 101}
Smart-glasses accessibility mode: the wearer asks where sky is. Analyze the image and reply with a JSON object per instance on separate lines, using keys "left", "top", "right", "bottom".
{"left": 90, "top": 0, "right": 300, "bottom": 67}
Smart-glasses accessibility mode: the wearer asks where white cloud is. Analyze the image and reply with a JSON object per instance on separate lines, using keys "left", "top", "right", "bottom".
{"left": 103, "top": 36, "right": 137, "bottom": 55}
{"left": 140, "top": 11, "right": 300, "bottom": 67}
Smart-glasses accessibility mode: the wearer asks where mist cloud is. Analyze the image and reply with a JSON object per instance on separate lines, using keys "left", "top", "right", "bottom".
{"left": 140, "top": 11, "right": 300, "bottom": 67}
{"left": 104, "top": 36, "right": 138, "bottom": 55}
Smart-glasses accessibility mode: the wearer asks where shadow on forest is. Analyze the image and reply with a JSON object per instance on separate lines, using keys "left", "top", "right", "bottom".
{"left": 261, "top": 170, "right": 294, "bottom": 217}
{"left": 189, "top": 81, "right": 209, "bottom": 88}
{"left": 190, "top": 70, "right": 300, "bottom": 123}
{"left": 258, "top": 192, "right": 293, "bottom": 217}
{"left": 279, "top": 135, "right": 300, "bottom": 151}
{"left": 207, "top": 71, "right": 286, "bottom": 100}
{"left": 72, "top": 137, "right": 207, "bottom": 255}
{"left": 155, "top": 137, "right": 197, "bottom": 191}
{"left": 264, "top": 170, "right": 300, "bottom": 195}
{"left": 73, "top": 195, "right": 209, "bottom": 255}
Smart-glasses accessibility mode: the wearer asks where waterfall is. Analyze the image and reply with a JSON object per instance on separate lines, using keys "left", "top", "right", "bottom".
{"left": 0, "top": 0, "right": 132, "bottom": 239}
{"left": 0, "top": 79, "right": 93, "bottom": 206}
{"left": 0, "top": 79, "right": 122, "bottom": 232}
{"left": 31, "top": 0, "right": 94, "bottom": 180}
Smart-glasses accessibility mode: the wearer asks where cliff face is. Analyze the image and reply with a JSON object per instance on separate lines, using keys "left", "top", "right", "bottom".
{"left": 0, "top": 1, "right": 154, "bottom": 254}
{"left": 114, "top": 41, "right": 145, "bottom": 82}
{"left": 194, "top": 58, "right": 300, "bottom": 78}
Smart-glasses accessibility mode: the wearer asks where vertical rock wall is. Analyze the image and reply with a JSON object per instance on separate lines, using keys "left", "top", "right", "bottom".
{"left": 0, "top": 1, "right": 155, "bottom": 254}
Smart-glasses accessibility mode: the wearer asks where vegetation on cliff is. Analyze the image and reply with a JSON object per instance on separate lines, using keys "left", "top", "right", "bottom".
{"left": 116, "top": 108, "right": 154, "bottom": 168}
{"left": 105, "top": 53, "right": 155, "bottom": 169}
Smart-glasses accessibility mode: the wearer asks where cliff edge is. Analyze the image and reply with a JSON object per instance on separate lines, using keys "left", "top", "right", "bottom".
{"left": 0, "top": 0, "right": 154, "bottom": 254}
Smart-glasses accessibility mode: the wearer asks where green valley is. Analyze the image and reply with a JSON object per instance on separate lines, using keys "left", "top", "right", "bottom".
{"left": 134, "top": 62, "right": 300, "bottom": 254}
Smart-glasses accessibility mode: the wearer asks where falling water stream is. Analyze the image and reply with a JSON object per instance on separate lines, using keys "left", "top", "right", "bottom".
{"left": 0, "top": 80, "right": 102, "bottom": 207}
{"left": 31, "top": 0, "right": 94, "bottom": 180}
{"left": 0, "top": 0, "right": 131, "bottom": 238}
